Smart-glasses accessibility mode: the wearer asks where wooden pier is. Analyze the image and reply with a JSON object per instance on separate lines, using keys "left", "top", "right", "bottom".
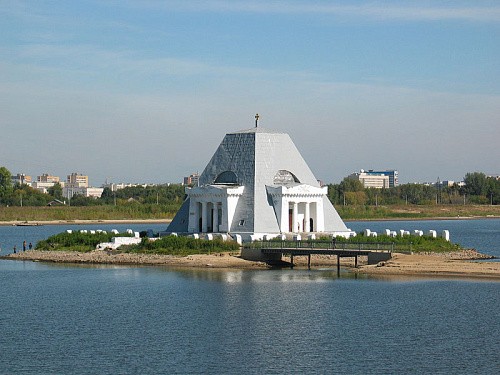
{"left": 248, "top": 240, "right": 394, "bottom": 271}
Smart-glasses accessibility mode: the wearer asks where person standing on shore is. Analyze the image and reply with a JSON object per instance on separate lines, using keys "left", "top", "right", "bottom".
{"left": 13, "top": 245, "right": 16, "bottom": 254}
{"left": 29, "top": 242, "right": 33, "bottom": 250}
{"left": 23, "top": 240, "right": 27, "bottom": 252}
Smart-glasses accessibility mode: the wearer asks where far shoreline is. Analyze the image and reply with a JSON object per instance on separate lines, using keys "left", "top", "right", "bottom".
{"left": 0, "top": 219, "right": 171, "bottom": 227}
{"left": 1, "top": 215, "right": 499, "bottom": 227}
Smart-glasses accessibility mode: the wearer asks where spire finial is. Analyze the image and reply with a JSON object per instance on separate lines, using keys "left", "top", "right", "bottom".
{"left": 255, "top": 113, "right": 259, "bottom": 128}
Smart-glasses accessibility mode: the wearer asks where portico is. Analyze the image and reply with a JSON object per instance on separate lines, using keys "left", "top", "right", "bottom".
{"left": 186, "top": 185, "right": 244, "bottom": 233}
{"left": 266, "top": 184, "right": 327, "bottom": 233}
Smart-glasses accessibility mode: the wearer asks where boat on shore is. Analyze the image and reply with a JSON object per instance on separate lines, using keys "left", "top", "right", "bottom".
{"left": 14, "top": 222, "right": 43, "bottom": 227}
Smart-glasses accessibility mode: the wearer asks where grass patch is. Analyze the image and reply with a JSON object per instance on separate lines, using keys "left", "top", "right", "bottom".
{"left": 35, "top": 231, "right": 240, "bottom": 256}
{"left": 36, "top": 231, "right": 132, "bottom": 252}
{"left": 123, "top": 236, "right": 240, "bottom": 256}
{"left": 256, "top": 233, "right": 462, "bottom": 253}
{"left": 339, "top": 233, "right": 462, "bottom": 253}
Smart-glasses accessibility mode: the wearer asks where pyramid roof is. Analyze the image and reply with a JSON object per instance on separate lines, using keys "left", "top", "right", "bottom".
{"left": 168, "top": 127, "right": 348, "bottom": 234}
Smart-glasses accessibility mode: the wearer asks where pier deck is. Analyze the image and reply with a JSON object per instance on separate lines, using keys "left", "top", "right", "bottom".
{"left": 248, "top": 241, "right": 394, "bottom": 270}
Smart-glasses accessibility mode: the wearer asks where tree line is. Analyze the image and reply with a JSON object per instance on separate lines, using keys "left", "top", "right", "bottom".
{"left": 0, "top": 166, "right": 185, "bottom": 208}
{"left": 1, "top": 166, "right": 498, "bottom": 207}
{"left": 327, "top": 172, "right": 500, "bottom": 206}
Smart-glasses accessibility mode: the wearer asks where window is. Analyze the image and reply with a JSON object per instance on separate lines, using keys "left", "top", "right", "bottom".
{"left": 238, "top": 220, "right": 245, "bottom": 226}
{"left": 273, "top": 170, "right": 300, "bottom": 185}
{"left": 214, "top": 171, "right": 238, "bottom": 185}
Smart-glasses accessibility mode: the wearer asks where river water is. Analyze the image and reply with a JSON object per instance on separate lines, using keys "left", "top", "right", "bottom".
{"left": 0, "top": 219, "right": 499, "bottom": 374}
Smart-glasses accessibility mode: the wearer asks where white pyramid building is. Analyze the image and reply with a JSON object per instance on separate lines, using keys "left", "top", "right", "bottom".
{"left": 168, "top": 126, "right": 351, "bottom": 240}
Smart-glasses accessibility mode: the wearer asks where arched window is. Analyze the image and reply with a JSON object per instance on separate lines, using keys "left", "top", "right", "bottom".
{"left": 214, "top": 171, "right": 238, "bottom": 185}
{"left": 273, "top": 170, "right": 300, "bottom": 185}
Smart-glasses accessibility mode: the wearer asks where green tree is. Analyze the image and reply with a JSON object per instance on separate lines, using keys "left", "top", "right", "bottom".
{"left": 0, "top": 166, "right": 13, "bottom": 204}
{"left": 48, "top": 182, "right": 63, "bottom": 200}
{"left": 339, "top": 177, "right": 364, "bottom": 193}
{"left": 463, "top": 172, "right": 488, "bottom": 196}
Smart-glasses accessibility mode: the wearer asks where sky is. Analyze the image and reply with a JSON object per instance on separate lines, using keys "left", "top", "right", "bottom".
{"left": 1, "top": 0, "right": 499, "bottom": 186}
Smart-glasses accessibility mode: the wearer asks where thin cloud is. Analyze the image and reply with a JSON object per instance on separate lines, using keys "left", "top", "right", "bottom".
{"left": 125, "top": 0, "right": 500, "bottom": 23}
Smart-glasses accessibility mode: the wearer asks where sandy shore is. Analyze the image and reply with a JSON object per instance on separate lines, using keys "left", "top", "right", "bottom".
{"left": 3, "top": 249, "right": 499, "bottom": 279}
{"left": 354, "top": 250, "right": 500, "bottom": 279}
{"left": 2, "top": 250, "right": 268, "bottom": 269}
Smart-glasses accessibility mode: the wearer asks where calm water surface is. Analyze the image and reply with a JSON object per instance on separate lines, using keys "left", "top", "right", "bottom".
{"left": 0, "top": 220, "right": 499, "bottom": 374}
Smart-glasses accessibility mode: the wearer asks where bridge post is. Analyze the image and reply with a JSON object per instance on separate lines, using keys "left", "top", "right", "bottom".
{"left": 355, "top": 255, "right": 358, "bottom": 268}
{"left": 307, "top": 254, "right": 311, "bottom": 270}
{"left": 337, "top": 255, "right": 340, "bottom": 275}
{"left": 290, "top": 254, "right": 294, "bottom": 269}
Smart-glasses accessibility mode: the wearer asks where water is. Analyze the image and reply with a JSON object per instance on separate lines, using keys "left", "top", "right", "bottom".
{"left": 0, "top": 220, "right": 499, "bottom": 374}
{"left": 0, "top": 223, "right": 168, "bottom": 255}
{"left": 347, "top": 218, "right": 500, "bottom": 259}
{"left": 1, "top": 219, "right": 498, "bottom": 257}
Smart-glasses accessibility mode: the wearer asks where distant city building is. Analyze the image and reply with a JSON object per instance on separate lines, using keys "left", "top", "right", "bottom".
{"left": 102, "top": 182, "right": 158, "bottom": 191}
{"left": 37, "top": 174, "right": 60, "bottom": 183}
{"left": 440, "top": 180, "right": 455, "bottom": 188}
{"left": 348, "top": 170, "right": 390, "bottom": 189}
{"left": 12, "top": 173, "right": 32, "bottom": 185}
{"left": 32, "top": 174, "right": 63, "bottom": 194}
{"left": 103, "top": 182, "right": 130, "bottom": 192}
{"left": 366, "top": 170, "right": 399, "bottom": 187}
{"left": 67, "top": 173, "right": 89, "bottom": 188}
{"left": 183, "top": 173, "right": 200, "bottom": 186}
{"left": 63, "top": 186, "right": 104, "bottom": 199}
{"left": 32, "top": 181, "right": 64, "bottom": 194}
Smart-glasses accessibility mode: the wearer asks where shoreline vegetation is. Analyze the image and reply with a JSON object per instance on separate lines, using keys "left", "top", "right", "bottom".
{"left": 2, "top": 229, "right": 499, "bottom": 279}
{"left": 2, "top": 205, "right": 499, "bottom": 279}
{"left": 0, "top": 204, "right": 499, "bottom": 225}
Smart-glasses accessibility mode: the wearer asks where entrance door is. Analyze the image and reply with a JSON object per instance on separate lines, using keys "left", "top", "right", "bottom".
{"left": 288, "top": 208, "right": 293, "bottom": 232}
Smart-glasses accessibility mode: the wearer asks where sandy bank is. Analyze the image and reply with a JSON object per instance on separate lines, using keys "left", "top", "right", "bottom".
{"left": 3, "top": 249, "right": 499, "bottom": 279}
{"left": 2, "top": 250, "right": 267, "bottom": 269}
{"left": 354, "top": 250, "right": 500, "bottom": 279}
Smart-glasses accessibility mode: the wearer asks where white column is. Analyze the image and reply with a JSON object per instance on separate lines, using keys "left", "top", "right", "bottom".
{"left": 221, "top": 199, "right": 229, "bottom": 232}
{"left": 201, "top": 201, "right": 208, "bottom": 233}
{"left": 293, "top": 202, "right": 298, "bottom": 233}
{"left": 212, "top": 202, "right": 219, "bottom": 233}
{"left": 304, "top": 202, "right": 310, "bottom": 233}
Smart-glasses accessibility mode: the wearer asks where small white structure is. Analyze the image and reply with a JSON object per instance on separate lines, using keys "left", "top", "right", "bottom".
{"left": 441, "top": 230, "right": 450, "bottom": 241}
{"left": 96, "top": 236, "right": 142, "bottom": 250}
{"left": 428, "top": 230, "right": 437, "bottom": 238}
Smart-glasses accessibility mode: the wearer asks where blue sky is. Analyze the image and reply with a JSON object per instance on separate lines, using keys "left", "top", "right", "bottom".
{"left": 1, "top": 0, "right": 499, "bottom": 185}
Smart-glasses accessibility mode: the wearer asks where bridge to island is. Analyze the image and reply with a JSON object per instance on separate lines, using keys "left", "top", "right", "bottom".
{"left": 247, "top": 240, "right": 396, "bottom": 271}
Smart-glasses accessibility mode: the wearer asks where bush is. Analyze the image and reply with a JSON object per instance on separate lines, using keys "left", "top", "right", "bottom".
{"left": 124, "top": 236, "right": 240, "bottom": 256}
{"left": 36, "top": 231, "right": 132, "bottom": 252}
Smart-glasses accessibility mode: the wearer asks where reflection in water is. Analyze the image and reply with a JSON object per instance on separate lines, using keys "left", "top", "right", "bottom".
{"left": 0, "top": 259, "right": 499, "bottom": 374}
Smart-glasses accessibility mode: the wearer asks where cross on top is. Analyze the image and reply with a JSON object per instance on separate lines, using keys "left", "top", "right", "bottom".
{"left": 255, "top": 113, "right": 259, "bottom": 128}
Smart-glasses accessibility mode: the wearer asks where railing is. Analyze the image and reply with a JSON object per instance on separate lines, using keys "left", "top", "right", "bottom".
{"left": 247, "top": 240, "right": 409, "bottom": 252}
